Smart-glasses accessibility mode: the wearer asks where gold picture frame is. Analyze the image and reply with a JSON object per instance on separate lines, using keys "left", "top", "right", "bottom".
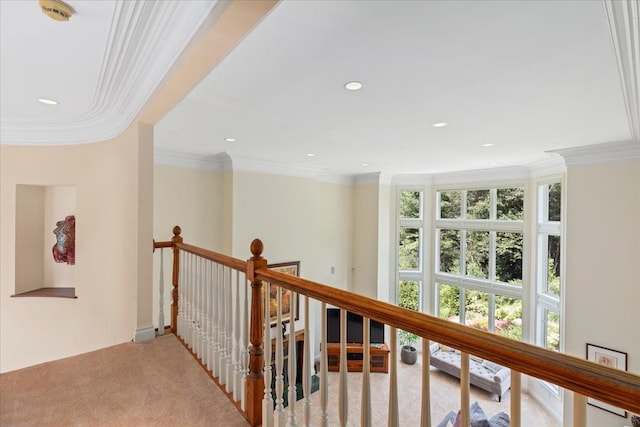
{"left": 267, "top": 261, "right": 300, "bottom": 326}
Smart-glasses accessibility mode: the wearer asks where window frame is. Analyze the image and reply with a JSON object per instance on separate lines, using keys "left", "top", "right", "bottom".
{"left": 434, "top": 185, "right": 525, "bottom": 334}
{"left": 534, "top": 178, "right": 564, "bottom": 396}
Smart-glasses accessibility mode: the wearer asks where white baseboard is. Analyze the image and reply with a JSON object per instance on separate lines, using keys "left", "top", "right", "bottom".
{"left": 133, "top": 325, "right": 156, "bottom": 343}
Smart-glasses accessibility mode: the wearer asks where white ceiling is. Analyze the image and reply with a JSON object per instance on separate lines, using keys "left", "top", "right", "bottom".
{"left": 2, "top": 0, "right": 638, "bottom": 178}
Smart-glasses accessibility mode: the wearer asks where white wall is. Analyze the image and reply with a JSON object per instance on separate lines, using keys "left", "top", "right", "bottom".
{"left": 563, "top": 160, "right": 640, "bottom": 426}
{"left": 1, "top": 123, "right": 152, "bottom": 373}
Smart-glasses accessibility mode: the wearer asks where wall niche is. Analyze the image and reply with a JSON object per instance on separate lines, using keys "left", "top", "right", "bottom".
{"left": 14, "top": 185, "right": 77, "bottom": 298}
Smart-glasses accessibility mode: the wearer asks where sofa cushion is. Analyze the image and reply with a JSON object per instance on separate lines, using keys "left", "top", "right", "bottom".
{"left": 493, "top": 367, "right": 510, "bottom": 384}
{"left": 470, "top": 401, "right": 490, "bottom": 427}
{"left": 437, "top": 411, "right": 457, "bottom": 427}
{"left": 443, "top": 403, "right": 509, "bottom": 427}
{"left": 489, "top": 412, "right": 510, "bottom": 427}
{"left": 481, "top": 359, "right": 504, "bottom": 373}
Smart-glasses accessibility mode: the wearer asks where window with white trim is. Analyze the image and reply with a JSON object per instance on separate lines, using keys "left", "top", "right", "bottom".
{"left": 398, "top": 190, "right": 423, "bottom": 311}
{"left": 435, "top": 187, "right": 524, "bottom": 340}
{"left": 535, "top": 181, "right": 562, "bottom": 392}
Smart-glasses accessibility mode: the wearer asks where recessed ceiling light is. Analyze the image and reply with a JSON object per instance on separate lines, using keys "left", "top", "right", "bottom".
{"left": 432, "top": 122, "right": 448, "bottom": 128}
{"left": 37, "top": 98, "right": 58, "bottom": 105}
{"left": 224, "top": 137, "right": 236, "bottom": 142}
{"left": 361, "top": 163, "right": 369, "bottom": 167}
{"left": 482, "top": 143, "right": 494, "bottom": 147}
{"left": 490, "top": 162, "right": 498, "bottom": 166}
{"left": 345, "top": 81, "right": 363, "bottom": 91}
{"left": 307, "top": 153, "right": 315, "bottom": 157}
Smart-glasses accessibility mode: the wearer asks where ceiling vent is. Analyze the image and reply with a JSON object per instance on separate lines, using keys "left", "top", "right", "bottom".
{"left": 39, "top": 0, "right": 74, "bottom": 22}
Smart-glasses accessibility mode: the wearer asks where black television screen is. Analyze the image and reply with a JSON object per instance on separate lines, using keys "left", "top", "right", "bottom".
{"left": 326, "top": 308, "right": 385, "bottom": 344}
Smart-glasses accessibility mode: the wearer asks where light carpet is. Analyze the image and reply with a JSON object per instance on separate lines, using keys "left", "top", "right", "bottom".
{"left": 0, "top": 334, "right": 248, "bottom": 427}
{"left": 1, "top": 334, "right": 560, "bottom": 426}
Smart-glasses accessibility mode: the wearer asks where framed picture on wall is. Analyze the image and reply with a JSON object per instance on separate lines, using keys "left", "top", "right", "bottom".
{"left": 586, "top": 343, "right": 627, "bottom": 417}
{"left": 266, "top": 261, "right": 300, "bottom": 326}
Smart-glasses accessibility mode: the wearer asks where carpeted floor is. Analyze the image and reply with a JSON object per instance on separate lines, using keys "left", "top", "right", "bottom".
{"left": 1, "top": 334, "right": 561, "bottom": 426}
{"left": 0, "top": 335, "right": 249, "bottom": 427}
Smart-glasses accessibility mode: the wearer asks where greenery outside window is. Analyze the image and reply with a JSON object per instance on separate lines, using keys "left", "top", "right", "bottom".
{"left": 435, "top": 186, "right": 524, "bottom": 336}
{"left": 398, "top": 190, "right": 423, "bottom": 311}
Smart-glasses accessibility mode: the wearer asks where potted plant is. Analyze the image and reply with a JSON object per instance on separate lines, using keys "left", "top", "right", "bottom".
{"left": 398, "top": 330, "right": 419, "bottom": 365}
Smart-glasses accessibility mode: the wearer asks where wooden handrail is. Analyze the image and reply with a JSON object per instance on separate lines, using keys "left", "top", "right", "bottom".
{"left": 256, "top": 267, "right": 640, "bottom": 414}
{"left": 153, "top": 240, "right": 173, "bottom": 250}
{"left": 176, "top": 242, "right": 248, "bottom": 273}
{"left": 153, "top": 230, "right": 640, "bottom": 424}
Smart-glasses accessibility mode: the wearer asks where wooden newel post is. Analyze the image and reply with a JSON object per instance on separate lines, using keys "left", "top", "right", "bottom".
{"left": 171, "top": 226, "right": 183, "bottom": 334}
{"left": 246, "top": 239, "right": 267, "bottom": 427}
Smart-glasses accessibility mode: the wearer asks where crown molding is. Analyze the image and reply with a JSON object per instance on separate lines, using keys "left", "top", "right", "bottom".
{"left": 549, "top": 140, "right": 640, "bottom": 166}
{"left": 431, "top": 165, "right": 531, "bottom": 186}
{"left": 154, "top": 149, "right": 225, "bottom": 171}
{"left": 154, "top": 149, "right": 357, "bottom": 184}
{"left": 526, "top": 155, "right": 566, "bottom": 177}
{"left": 316, "top": 173, "right": 355, "bottom": 185}
{"left": 391, "top": 174, "right": 434, "bottom": 186}
{"left": 224, "top": 153, "right": 356, "bottom": 185}
{"left": 354, "top": 172, "right": 383, "bottom": 186}
{"left": 1, "top": 1, "right": 218, "bottom": 145}
{"left": 604, "top": 0, "right": 640, "bottom": 141}
{"left": 388, "top": 159, "right": 566, "bottom": 187}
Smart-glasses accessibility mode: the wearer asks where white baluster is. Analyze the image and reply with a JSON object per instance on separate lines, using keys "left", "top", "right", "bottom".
{"left": 510, "top": 371, "right": 521, "bottom": 427}
{"left": 274, "top": 287, "right": 285, "bottom": 427}
{"left": 420, "top": 339, "right": 431, "bottom": 427}
{"left": 203, "top": 260, "right": 211, "bottom": 368}
{"left": 189, "top": 254, "right": 196, "bottom": 349}
{"left": 218, "top": 265, "right": 226, "bottom": 384}
{"left": 233, "top": 270, "right": 242, "bottom": 400}
{"left": 241, "top": 272, "right": 249, "bottom": 411}
{"left": 320, "top": 303, "right": 328, "bottom": 427}
{"left": 361, "top": 318, "right": 371, "bottom": 427}
{"left": 263, "top": 281, "right": 274, "bottom": 425}
{"left": 287, "top": 291, "right": 298, "bottom": 427}
{"left": 338, "top": 309, "right": 348, "bottom": 427}
{"left": 573, "top": 393, "right": 587, "bottom": 427}
{"left": 191, "top": 254, "right": 198, "bottom": 350}
{"left": 211, "top": 262, "right": 220, "bottom": 377}
{"left": 186, "top": 253, "right": 193, "bottom": 348}
{"left": 195, "top": 257, "right": 201, "bottom": 357}
{"left": 226, "top": 266, "right": 234, "bottom": 392}
{"left": 388, "top": 327, "right": 399, "bottom": 427}
{"left": 204, "top": 260, "right": 212, "bottom": 370}
{"left": 302, "top": 296, "right": 311, "bottom": 426}
{"left": 158, "top": 248, "right": 165, "bottom": 336}
{"left": 460, "top": 352, "right": 470, "bottom": 427}
{"left": 199, "top": 257, "right": 206, "bottom": 360}
{"left": 177, "top": 251, "right": 185, "bottom": 338}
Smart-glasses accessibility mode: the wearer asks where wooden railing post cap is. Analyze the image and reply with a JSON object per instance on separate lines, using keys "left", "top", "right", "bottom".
{"left": 172, "top": 225, "right": 181, "bottom": 237}
{"left": 250, "top": 239, "right": 263, "bottom": 259}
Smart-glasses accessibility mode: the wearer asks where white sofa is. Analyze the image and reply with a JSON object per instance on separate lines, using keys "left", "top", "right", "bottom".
{"left": 430, "top": 342, "right": 511, "bottom": 402}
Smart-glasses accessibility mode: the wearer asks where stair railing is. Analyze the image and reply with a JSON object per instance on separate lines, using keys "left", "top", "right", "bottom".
{"left": 154, "top": 227, "right": 640, "bottom": 427}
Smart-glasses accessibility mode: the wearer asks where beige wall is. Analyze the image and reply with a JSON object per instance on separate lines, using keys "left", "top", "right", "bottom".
{"left": 14, "top": 185, "right": 45, "bottom": 294}
{"left": 229, "top": 172, "right": 354, "bottom": 283}
{"left": 563, "top": 160, "right": 640, "bottom": 426}
{"left": 352, "top": 183, "right": 379, "bottom": 297}
{"left": 0, "top": 123, "right": 151, "bottom": 373}
{"left": 152, "top": 164, "right": 223, "bottom": 329}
